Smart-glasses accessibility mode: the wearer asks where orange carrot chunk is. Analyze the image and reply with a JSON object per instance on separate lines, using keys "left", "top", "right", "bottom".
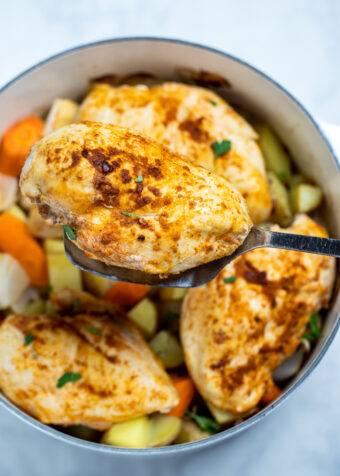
{"left": 0, "top": 212, "right": 47, "bottom": 286}
{"left": 260, "top": 384, "right": 282, "bottom": 406}
{"left": 168, "top": 376, "right": 196, "bottom": 418}
{"left": 0, "top": 115, "right": 44, "bottom": 177}
{"left": 104, "top": 282, "right": 150, "bottom": 309}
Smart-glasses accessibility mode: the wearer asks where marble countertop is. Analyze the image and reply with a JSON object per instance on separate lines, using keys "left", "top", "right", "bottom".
{"left": 0, "top": 1, "right": 339, "bottom": 475}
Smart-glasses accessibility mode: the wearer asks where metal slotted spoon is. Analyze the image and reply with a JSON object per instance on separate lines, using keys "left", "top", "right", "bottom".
{"left": 64, "top": 225, "right": 340, "bottom": 288}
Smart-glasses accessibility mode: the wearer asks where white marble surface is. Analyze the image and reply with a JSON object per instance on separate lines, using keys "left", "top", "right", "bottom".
{"left": 0, "top": 1, "right": 339, "bottom": 475}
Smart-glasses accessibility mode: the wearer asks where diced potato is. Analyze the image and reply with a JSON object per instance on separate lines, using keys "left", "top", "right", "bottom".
{"left": 5, "top": 204, "right": 27, "bottom": 223}
{"left": 174, "top": 419, "right": 210, "bottom": 444}
{"left": 159, "top": 287, "right": 187, "bottom": 301}
{"left": 267, "top": 172, "right": 292, "bottom": 226}
{"left": 44, "top": 98, "right": 79, "bottom": 135}
{"left": 82, "top": 272, "right": 111, "bottom": 297}
{"left": 290, "top": 183, "right": 323, "bottom": 213}
{"left": 101, "top": 416, "right": 151, "bottom": 448}
{"left": 47, "top": 253, "right": 82, "bottom": 292}
{"left": 0, "top": 174, "right": 17, "bottom": 212}
{"left": 43, "top": 239, "right": 65, "bottom": 255}
{"left": 127, "top": 298, "right": 158, "bottom": 338}
{"left": 257, "top": 124, "right": 291, "bottom": 181}
{"left": 28, "top": 206, "right": 63, "bottom": 238}
{"left": 148, "top": 414, "right": 181, "bottom": 447}
{"left": 0, "top": 253, "right": 29, "bottom": 309}
{"left": 206, "top": 401, "right": 257, "bottom": 424}
{"left": 205, "top": 401, "right": 240, "bottom": 424}
{"left": 149, "top": 330, "right": 184, "bottom": 368}
{"left": 289, "top": 173, "right": 304, "bottom": 189}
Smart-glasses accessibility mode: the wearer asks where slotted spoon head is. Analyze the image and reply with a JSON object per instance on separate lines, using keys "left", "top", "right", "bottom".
{"left": 63, "top": 226, "right": 268, "bottom": 288}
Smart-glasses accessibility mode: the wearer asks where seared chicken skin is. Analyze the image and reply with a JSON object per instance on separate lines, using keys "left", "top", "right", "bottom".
{"left": 20, "top": 122, "right": 251, "bottom": 275}
{"left": 0, "top": 290, "right": 178, "bottom": 428}
{"left": 79, "top": 82, "right": 271, "bottom": 223}
{"left": 181, "top": 214, "right": 335, "bottom": 413}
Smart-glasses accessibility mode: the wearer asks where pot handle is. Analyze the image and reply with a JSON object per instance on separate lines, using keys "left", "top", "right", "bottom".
{"left": 319, "top": 121, "right": 340, "bottom": 164}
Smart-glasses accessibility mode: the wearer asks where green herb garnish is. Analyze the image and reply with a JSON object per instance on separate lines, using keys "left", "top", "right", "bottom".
{"left": 121, "top": 211, "right": 141, "bottom": 218}
{"left": 57, "top": 372, "right": 82, "bottom": 388}
{"left": 210, "top": 100, "right": 218, "bottom": 106}
{"left": 165, "top": 312, "right": 180, "bottom": 328}
{"left": 24, "top": 333, "right": 35, "bottom": 346}
{"left": 186, "top": 410, "right": 221, "bottom": 434}
{"left": 135, "top": 175, "right": 143, "bottom": 183}
{"left": 73, "top": 299, "right": 80, "bottom": 308}
{"left": 223, "top": 276, "right": 237, "bottom": 284}
{"left": 86, "top": 326, "right": 102, "bottom": 335}
{"left": 63, "top": 225, "right": 77, "bottom": 241}
{"left": 303, "top": 313, "right": 321, "bottom": 340}
{"left": 212, "top": 140, "right": 232, "bottom": 158}
{"left": 45, "top": 284, "right": 53, "bottom": 294}
{"left": 276, "top": 172, "right": 288, "bottom": 181}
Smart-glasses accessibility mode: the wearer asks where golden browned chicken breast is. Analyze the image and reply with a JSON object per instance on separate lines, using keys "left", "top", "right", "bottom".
{"left": 181, "top": 214, "right": 335, "bottom": 413}
{"left": 79, "top": 82, "right": 271, "bottom": 223}
{"left": 0, "top": 290, "right": 178, "bottom": 428}
{"left": 20, "top": 122, "right": 251, "bottom": 275}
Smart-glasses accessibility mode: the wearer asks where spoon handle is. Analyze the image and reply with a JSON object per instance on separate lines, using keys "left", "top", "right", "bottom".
{"left": 264, "top": 229, "right": 340, "bottom": 257}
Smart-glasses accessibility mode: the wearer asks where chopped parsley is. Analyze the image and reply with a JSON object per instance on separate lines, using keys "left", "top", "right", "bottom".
{"left": 57, "top": 372, "right": 82, "bottom": 388}
{"left": 63, "top": 225, "right": 77, "bottom": 241}
{"left": 135, "top": 175, "right": 143, "bottom": 183}
{"left": 86, "top": 326, "right": 102, "bottom": 335}
{"left": 223, "top": 276, "right": 237, "bottom": 284}
{"left": 303, "top": 313, "right": 321, "bottom": 340}
{"left": 121, "top": 211, "right": 141, "bottom": 218}
{"left": 210, "top": 100, "right": 218, "bottom": 106}
{"left": 212, "top": 140, "right": 232, "bottom": 158}
{"left": 276, "top": 172, "right": 288, "bottom": 181}
{"left": 24, "top": 333, "right": 35, "bottom": 346}
{"left": 186, "top": 410, "right": 221, "bottom": 434}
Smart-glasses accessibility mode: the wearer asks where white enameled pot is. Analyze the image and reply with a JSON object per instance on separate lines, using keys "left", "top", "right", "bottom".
{"left": 0, "top": 38, "right": 339, "bottom": 460}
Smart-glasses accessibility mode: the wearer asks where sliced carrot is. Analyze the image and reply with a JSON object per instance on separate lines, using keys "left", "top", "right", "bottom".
{"left": 260, "top": 384, "right": 282, "bottom": 406}
{"left": 0, "top": 115, "right": 44, "bottom": 177}
{"left": 0, "top": 212, "right": 47, "bottom": 286}
{"left": 168, "top": 376, "right": 196, "bottom": 418}
{"left": 104, "top": 282, "right": 150, "bottom": 309}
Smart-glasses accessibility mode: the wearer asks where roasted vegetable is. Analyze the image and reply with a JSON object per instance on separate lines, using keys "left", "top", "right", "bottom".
{"left": 6, "top": 204, "right": 27, "bottom": 222}
{"left": 149, "top": 331, "right": 184, "bottom": 368}
{"left": 174, "top": 419, "right": 210, "bottom": 444}
{"left": 102, "top": 414, "right": 181, "bottom": 448}
{"left": 267, "top": 172, "right": 292, "bottom": 226}
{"left": 82, "top": 272, "right": 111, "bottom": 297}
{"left": 0, "top": 253, "right": 29, "bottom": 309}
{"left": 0, "top": 115, "right": 44, "bottom": 177}
{"left": 148, "top": 415, "right": 181, "bottom": 447}
{"left": 127, "top": 298, "right": 158, "bottom": 338}
{"left": 43, "top": 239, "right": 65, "bottom": 255}
{"left": 0, "top": 173, "right": 17, "bottom": 212}
{"left": 206, "top": 401, "right": 257, "bottom": 424}
{"left": 168, "top": 376, "right": 196, "bottom": 418}
{"left": 257, "top": 124, "right": 291, "bottom": 182}
{"left": 101, "top": 416, "right": 150, "bottom": 448}
{"left": 44, "top": 99, "right": 79, "bottom": 135}
{"left": 290, "top": 183, "right": 323, "bottom": 213}
{"left": 47, "top": 253, "right": 82, "bottom": 292}
{"left": 159, "top": 287, "right": 187, "bottom": 301}
{"left": 104, "top": 282, "right": 150, "bottom": 309}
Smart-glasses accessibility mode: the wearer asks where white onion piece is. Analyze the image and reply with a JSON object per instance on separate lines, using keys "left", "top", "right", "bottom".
{"left": 0, "top": 173, "right": 18, "bottom": 211}
{"left": 11, "top": 286, "right": 40, "bottom": 313}
{"left": 0, "top": 254, "right": 29, "bottom": 309}
{"left": 273, "top": 345, "right": 305, "bottom": 382}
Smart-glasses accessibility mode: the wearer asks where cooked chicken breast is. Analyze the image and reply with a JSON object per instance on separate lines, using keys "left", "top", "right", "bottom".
{"left": 79, "top": 82, "right": 271, "bottom": 223}
{"left": 181, "top": 214, "right": 335, "bottom": 413}
{"left": 0, "top": 290, "right": 178, "bottom": 428}
{"left": 19, "top": 122, "right": 251, "bottom": 275}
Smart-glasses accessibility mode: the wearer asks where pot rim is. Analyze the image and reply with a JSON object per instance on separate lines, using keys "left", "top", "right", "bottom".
{"left": 0, "top": 36, "right": 339, "bottom": 456}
